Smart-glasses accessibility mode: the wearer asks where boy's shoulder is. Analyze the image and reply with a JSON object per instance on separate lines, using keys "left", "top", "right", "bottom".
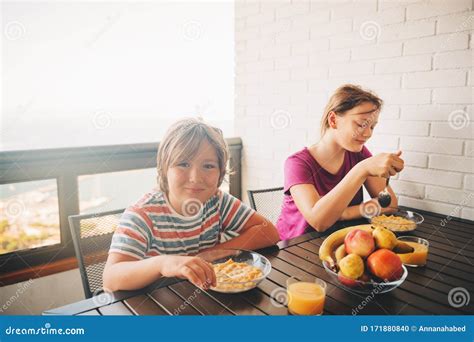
{"left": 132, "top": 189, "right": 167, "bottom": 208}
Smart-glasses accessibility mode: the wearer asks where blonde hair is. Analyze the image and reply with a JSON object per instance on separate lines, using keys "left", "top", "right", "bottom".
{"left": 320, "top": 84, "right": 383, "bottom": 136}
{"left": 156, "top": 118, "right": 229, "bottom": 194}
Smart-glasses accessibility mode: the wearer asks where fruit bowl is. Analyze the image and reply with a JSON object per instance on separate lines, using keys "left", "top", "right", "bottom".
{"left": 323, "top": 260, "right": 408, "bottom": 294}
{"left": 197, "top": 249, "right": 271, "bottom": 293}
{"left": 370, "top": 210, "right": 424, "bottom": 233}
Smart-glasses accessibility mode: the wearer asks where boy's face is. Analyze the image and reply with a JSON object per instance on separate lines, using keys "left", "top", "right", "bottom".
{"left": 166, "top": 139, "right": 221, "bottom": 214}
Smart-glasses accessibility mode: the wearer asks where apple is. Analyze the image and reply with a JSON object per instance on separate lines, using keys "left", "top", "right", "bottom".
{"left": 344, "top": 229, "right": 375, "bottom": 258}
{"left": 367, "top": 249, "right": 404, "bottom": 281}
{"left": 338, "top": 271, "right": 359, "bottom": 288}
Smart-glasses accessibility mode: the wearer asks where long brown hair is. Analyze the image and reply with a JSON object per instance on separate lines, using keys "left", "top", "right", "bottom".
{"left": 320, "top": 84, "right": 383, "bottom": 136}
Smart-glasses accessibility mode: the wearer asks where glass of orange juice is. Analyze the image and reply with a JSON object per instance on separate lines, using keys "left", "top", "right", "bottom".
{"left": 286, "top": 276, "right": 326, "bottom": 315}
{"left": 396, "top": 236, "right": 429, "bottom": 267}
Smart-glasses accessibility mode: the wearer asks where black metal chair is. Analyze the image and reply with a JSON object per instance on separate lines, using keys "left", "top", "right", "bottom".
{"left": 247, "top": 187, "right": 284, "bottom": 225}
{"left": 68, "top": 208, "right": 124, "bottom": 298}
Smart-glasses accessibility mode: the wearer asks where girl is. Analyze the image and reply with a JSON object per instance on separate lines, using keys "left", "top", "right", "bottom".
{"left": 104, "top": 118, "right": 280, "bottom": 291}
{"left": 276, "top": 84, "right": 404, "bottom": 240}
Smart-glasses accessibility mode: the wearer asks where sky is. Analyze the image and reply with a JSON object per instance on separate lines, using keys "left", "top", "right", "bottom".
{"left": 1, "top": 1, "right": 235, "bottom": 151}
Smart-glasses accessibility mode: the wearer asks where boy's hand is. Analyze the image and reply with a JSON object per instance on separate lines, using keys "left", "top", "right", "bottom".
{"left": 160, "top": 255, "right": 216, "bottom": 289}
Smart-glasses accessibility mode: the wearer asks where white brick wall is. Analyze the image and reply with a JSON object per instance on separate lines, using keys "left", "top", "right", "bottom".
{"left": 235, "top": 0, "right": 474, "bottom": 221}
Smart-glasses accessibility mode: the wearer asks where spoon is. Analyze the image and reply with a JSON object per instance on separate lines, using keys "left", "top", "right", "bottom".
{"left": 377, "top": 177, "right": 391, "bottom": 208}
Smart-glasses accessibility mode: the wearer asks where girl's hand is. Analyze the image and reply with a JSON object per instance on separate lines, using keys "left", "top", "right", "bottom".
{"left": 159, "top": 255, "right": 216, "bottom": 289}
{"left": 381, "top": 206, "right": 398, "bottom": 215}
{"left": 361, "top": 151, "right": 404, "bottom": 178}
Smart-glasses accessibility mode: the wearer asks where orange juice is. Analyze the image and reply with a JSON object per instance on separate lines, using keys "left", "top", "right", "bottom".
{"left": 287, "top": 280, "right": 326, "bottom": 315}
{"left": 396, "top": 237, "right": 429, "bottom": 267}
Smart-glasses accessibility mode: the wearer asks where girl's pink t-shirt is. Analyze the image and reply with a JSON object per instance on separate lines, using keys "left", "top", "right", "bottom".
{"left": 276, "top": 146, "right": 372, "bottom": 240}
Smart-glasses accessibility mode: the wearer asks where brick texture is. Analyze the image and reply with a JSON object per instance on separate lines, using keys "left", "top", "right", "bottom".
{"left": 235, "top": 0, "right": 473, "bottom": 221}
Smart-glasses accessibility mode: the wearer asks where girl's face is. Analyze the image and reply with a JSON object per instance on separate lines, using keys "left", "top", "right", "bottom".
{"left": 332, "top": 102, "right": 379, "bottom": 152}
{"left": 166, "top": 139, "right": 221, "bottom": 212}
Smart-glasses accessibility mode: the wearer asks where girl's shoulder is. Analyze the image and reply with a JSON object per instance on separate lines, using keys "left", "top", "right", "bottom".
{"left": 287, "top": 147, "right": 311, "bottom": 161}
{"left": 285, "top": 147, "right": 315, "bottom": 169}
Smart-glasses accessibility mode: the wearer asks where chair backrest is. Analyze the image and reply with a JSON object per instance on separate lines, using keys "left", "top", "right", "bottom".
{"left": 68, "top": 208, "right": 124, "bottom": 298}
{"left": 247, "top": 187, "right": 284, "bottom": 225}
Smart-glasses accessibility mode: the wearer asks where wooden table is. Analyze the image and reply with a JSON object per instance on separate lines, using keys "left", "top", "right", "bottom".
{"left": 44, "top": 208, "right": 474, "bottom": 316}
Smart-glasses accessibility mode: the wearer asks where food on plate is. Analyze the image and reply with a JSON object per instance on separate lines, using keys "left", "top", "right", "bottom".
{"left": 371, "top": 214, "right": 416, "bottom": 231}
{"left": 211, "top": 259, "right": 263, "bottom": 291}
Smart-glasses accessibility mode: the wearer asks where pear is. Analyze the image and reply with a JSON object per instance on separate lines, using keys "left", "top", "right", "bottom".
{"left": 372, "top": 226, "right": 398, "bottom": 250}
{"left": 339, "top": 254, "right": 364, "bottom": 280}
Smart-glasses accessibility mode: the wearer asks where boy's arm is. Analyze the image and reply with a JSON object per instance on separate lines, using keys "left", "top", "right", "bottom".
{"left": 211, "top": 212, "right": 280, "bottom": 251}
{"left": 103, "top": 253, "right": 216, "bottom": 292}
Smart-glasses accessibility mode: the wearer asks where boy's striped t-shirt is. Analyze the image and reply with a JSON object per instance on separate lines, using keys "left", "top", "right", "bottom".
{"left": 109, "top": 190, "right": 255, "bottom": 259}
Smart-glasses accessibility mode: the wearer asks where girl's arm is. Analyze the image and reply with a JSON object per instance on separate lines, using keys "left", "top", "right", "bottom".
{"left": 291, "top": 152, "right": 404, "bottom": 232}
{"left": 209, "top": 212, "right": 280, "bottom": 250}
{"left": 103, "top": 253, "right": 216, "bottom": 292}
{"left": 364, "top": 175, "right": 398, "bottom": 208}
{"left": 290, "top": 163, "right": 368, "bottom": 232}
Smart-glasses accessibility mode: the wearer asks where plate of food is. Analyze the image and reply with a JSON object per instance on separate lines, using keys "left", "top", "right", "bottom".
{"left": 319, "top": 224, "right": 410, "bottom": 294}
{"left": 370, "top": 210, "right": 424, "bottom": 233}
{"left": 197, "top": 249, "right": 271, "bottom": 293}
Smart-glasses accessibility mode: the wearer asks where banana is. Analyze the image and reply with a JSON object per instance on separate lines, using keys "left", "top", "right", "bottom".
{"left": 393, "top": 241, "right": 415, "bottom": 254}
{"left": 319, "top": 225, "right": 373, "bottom": 267}
{"left": 334, "top": 244, "right": 347, "bottom": 264}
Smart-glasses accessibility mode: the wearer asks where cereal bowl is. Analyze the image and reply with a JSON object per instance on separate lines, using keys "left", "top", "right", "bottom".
{"left": 370, "top": 210, "right": 424, "bottom": 233}
{"left": 197, "top": 249, "right": 272, "bottom": 293}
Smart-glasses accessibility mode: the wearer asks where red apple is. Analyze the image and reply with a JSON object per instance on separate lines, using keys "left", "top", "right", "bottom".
{"left": 338, "top": 271, "right": 359, "bottom": 288}
{"left": 359, "top": 272, "right": 371, "bottom": 283}
{"left": 344, "top": 229, "right": 375, "bottom": 258}
{"left": 367, "top": 249, "right": 404, "bottom": 281}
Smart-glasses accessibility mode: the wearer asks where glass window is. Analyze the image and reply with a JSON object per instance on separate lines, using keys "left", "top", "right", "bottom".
{"left": 2, "top": 1, "right": 234, "bottom": 152}
{"left": 78, "top": 168, "right": 230, "bottom": 214}
{"left": 0, "top": 180, "right": 60, "bottom": 255}
{"left": 78, "top": 169, "right": 157, "bottom": 214}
